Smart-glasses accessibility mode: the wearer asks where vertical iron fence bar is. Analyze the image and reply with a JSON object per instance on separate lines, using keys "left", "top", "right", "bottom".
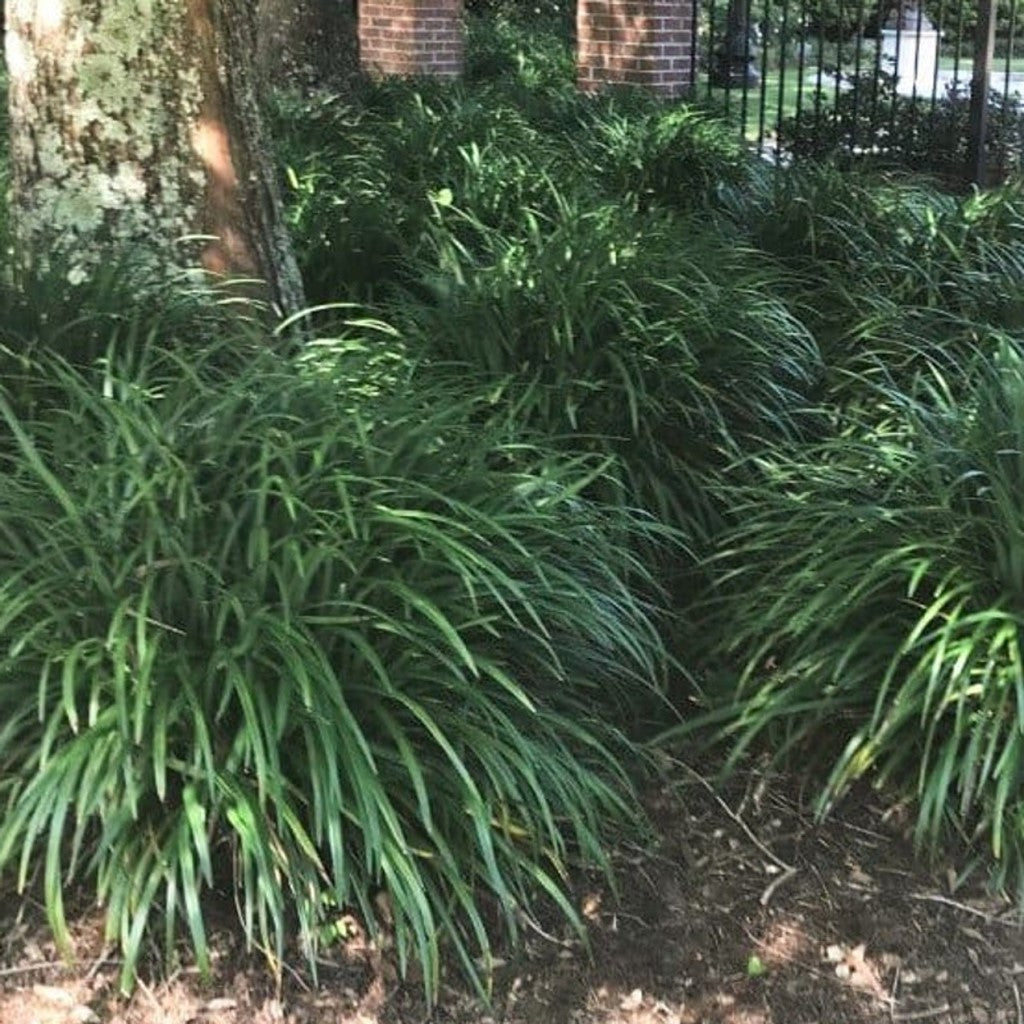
{"left": 757, "top": 0, "right": 770, "bottom": 152}
{"left": 757, "top": 0, "right": 770, "bottom": 149}
{"left": 917, "top": 8, "right": 926, "bottom": 101}
{"left": 724, "top": 0, "right": 734, "bottom": 116}
{"left": 814, "top": 3, "right": 827, "bottom": 136}
{"left": 776, "top": 0, "right": 791, "bottom": 159}
{"left": 908, "top": 4, "right": 924, "bottom": 153}
{"left": 741, "top": 0, "right": 757, "bottom": 141}
{"left": 834, "top": 0, "right": 845, "bottom": 120}
{"left": 1001, "top": 0, "right": 1018, "bottom": 175}
{"left": 927, "top": 0, "right": 944, "bottom": 168}
{"left": 868, "top": 0, "right": 885, "bottom": 141}
{"left": 849, "top": 0, "right": 866, "bottom": 153}
{"left": 911, "top": 5, "right": 923, "bottom": 103}
{"left": 931, "top": 0, "right": 944, "bottom": 119}
{"left": 740, "top": 0, "right": 754, "bottom": 140}
{"left": 952, "top": 0, "right": 965, "bottom": 100}
{"left": 888, "top": 8, "right": 904, "bottom": 146}
{"left": 795, "top": 0, "right": 809, "bottom": 126}
{"left": 953, "top": 0, "right": 967, "bottom": 174}
{"left": 1004, "top": 0, "right": 1018, "bottom": 101}
{"left": 969, "top": 0, "right": 998, "bottom": 183}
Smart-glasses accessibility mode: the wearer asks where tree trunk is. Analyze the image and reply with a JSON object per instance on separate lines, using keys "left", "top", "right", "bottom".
{"left": 5, "top": 0, "right": 306, "bottom": 318}
{"left": 256, "top": 0, "right": 359, "bottom": 94}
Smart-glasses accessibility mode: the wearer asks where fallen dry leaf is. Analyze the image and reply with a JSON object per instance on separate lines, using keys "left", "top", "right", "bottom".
{"left": 620, "top": 987, "right": 644, "bottom": 1012}
{"left": 32, "top": 986, "right": 76, "bottom": 1007}
{"left": 203, "top": 997, "right": 238, "bottom": 1012}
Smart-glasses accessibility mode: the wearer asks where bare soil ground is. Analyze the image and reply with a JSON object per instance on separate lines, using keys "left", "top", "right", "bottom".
{"left": 3, "top": 760, "right": 1023, "bottom": 1024}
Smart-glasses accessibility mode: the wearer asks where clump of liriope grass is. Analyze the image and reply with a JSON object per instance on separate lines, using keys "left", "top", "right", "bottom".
{"left": 0, "top": 320, "right": 674, "bottom": 998}
{"left": 568, "top": 95, "right": 749, "bottom": 214}
{"left": 464, "top": 11, "right": 575, "bottom": 93}
{"left": 270, "top": 16, "right": 755, "bottom": 308}
{"left": 271, "top": 80, "right": 575, "bottom": 305}
{"left": 674, "top": 339, "right": 1024, "bottom": 897}
{"left": 718, "top": 165, "right": 1024, "bottom": 427}
{"left": 398, "top": 188, "right": 820, "bottom": 539}
{"left": 726, "top": 165, "right": 1024, "bottom": 335}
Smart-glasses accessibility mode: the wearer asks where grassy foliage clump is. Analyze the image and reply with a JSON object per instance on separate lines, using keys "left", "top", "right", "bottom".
{"left": 721, "top": 165, "right": 1024, "bottom": 417}
{"left": 568, "top": 98, "right": 749, "bottom": 213}
{"left": 0, "top": 322, "right": 672, "bottom": 996}
{"left": 679, "top": 165, "right": 1024, "bottom": 888}
{"left": 7, "top": 6, "right": 1024, "bottom": 1000}
{"left": 269, "top": 18, "right": 748, "bottom": 309}
{"left": 464, "top": 12, "right": 575, "bottom": 90}
{"left": 405, "top": 194, "right": 818, "bottom": 535}
{"left": 268, "top": 27, "right": 806, "bottom": 540}
{"left": 0, "top": 14, "right": 773, "bottom": 995}
{"left": 268, "top": 20, "right": 1024, "bottom": 908}
{"left": 690, "top": 342, "right": 1024, "bottom": 890}
{"left": 730, "top": 166, "right": 1024, "bottom": 331}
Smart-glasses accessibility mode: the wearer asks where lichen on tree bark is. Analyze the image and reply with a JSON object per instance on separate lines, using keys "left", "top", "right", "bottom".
{"left": 5, "top": 0, "right": 305, "bottom": 317}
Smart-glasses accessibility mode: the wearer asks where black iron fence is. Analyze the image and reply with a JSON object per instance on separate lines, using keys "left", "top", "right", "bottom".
{"left": 690, "top": 0, "right": 1024, "bottom": 183}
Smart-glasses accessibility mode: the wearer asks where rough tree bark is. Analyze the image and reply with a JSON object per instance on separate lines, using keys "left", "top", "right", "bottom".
{"left": 5, "top": 0, "right": 305, "bottom": 318}
{"left": 256, "top": 0, "right": 359, "bottom": 94}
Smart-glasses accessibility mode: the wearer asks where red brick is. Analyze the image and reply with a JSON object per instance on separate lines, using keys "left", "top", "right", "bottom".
{"left": 359, "top": 0, "right": 464, "bottom": 78}
{"left": 577, "top": 0, "right": 695, "bottom": 98}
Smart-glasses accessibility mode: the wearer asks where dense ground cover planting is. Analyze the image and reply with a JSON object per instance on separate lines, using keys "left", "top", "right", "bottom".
{"left": 272, "top": 9, "right": 1024, "bottom": 923}
{"left": 2, "top": 12, "right": 1024, "bottom": 1006}
{"left": 0, "top": 305, "right": 677, "bottom": 997}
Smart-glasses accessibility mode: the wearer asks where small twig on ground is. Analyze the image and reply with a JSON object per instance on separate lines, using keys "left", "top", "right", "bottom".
{"left": 277, "top": 955, "right": 311, "bottom": 993}
{"left": 516, "top": 912, "right": 577, "bottom": 949}
{"left": 908, "top": 892, "right": 1013, "bottom": 926}
{"left": 614, "top": 851, "right": 660, "bottom": 895}
{"left": 888, "top": 964, "right": 901, "bottom": 1022}
{"left": 759, "top": 865, "right": 798, "bottom": 907}
{"left": 85, "top": 947, "right": 118, "bottom": 982}
{"left": 1011, "top": 976, "right": 1023, "bottom": 1024}
{"left": 135, "top": 977, "right": 162, "bottom": 1011}
{"left": 891, "top": 1005, "right": 950, "bottom": 1021}
{"left": 0, "top": 960, "right": 71, "bottom": 978}
{"left": 838, "top": 819, "right": 890, "bottom": 843}
{"left": 808, "top": 863, "right": 836, "bottom": 910}
{"left": 668, "top": 758, "right": 796, "bottom": 876}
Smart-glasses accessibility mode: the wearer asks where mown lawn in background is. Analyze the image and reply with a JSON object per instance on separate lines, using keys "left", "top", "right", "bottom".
{"left": 709, "top": 71, "right": 827, "bottom": 142}
{"left": 709, "top": 51, "right": 1024, "bottom": 143}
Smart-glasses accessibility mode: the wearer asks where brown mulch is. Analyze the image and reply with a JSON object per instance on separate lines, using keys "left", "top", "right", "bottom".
{"left": 2, "top": 759, "right": 1023, "bottom": 1024}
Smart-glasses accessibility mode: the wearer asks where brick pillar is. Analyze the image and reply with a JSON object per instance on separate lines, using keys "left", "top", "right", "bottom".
{"left": 359, "top": 0, "right": 464, "bottom": 78}
{"left": 577, "top": 0, "right": 694, "bottom": 98}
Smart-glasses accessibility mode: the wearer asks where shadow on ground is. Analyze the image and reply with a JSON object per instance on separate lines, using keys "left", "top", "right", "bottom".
{"left": 2, "top": 759, "right": 1023, "bottom": 1024}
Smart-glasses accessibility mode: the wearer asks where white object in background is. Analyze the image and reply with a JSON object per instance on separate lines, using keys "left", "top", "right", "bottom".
{"left": 880, "top": 2, "right": 940, "bottom": 95}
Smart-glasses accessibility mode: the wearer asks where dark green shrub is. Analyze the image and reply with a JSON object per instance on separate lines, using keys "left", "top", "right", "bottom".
{"left": 464, "top": 0, "right": 572, "bottom": 29}
{"left": 0, "top": 324, "right": 672, "bottom": 997}
{"left": 271, "top": 82, "right": 578, "bottom": 305}
{"left": 780, "top": 69, "right": 1024, "bottom": 184}
{"left": 269, "top": 91, "right": 416, "bottom": 304}
{"left": 269, "top": 16, "right": 751, "bottom": 307}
